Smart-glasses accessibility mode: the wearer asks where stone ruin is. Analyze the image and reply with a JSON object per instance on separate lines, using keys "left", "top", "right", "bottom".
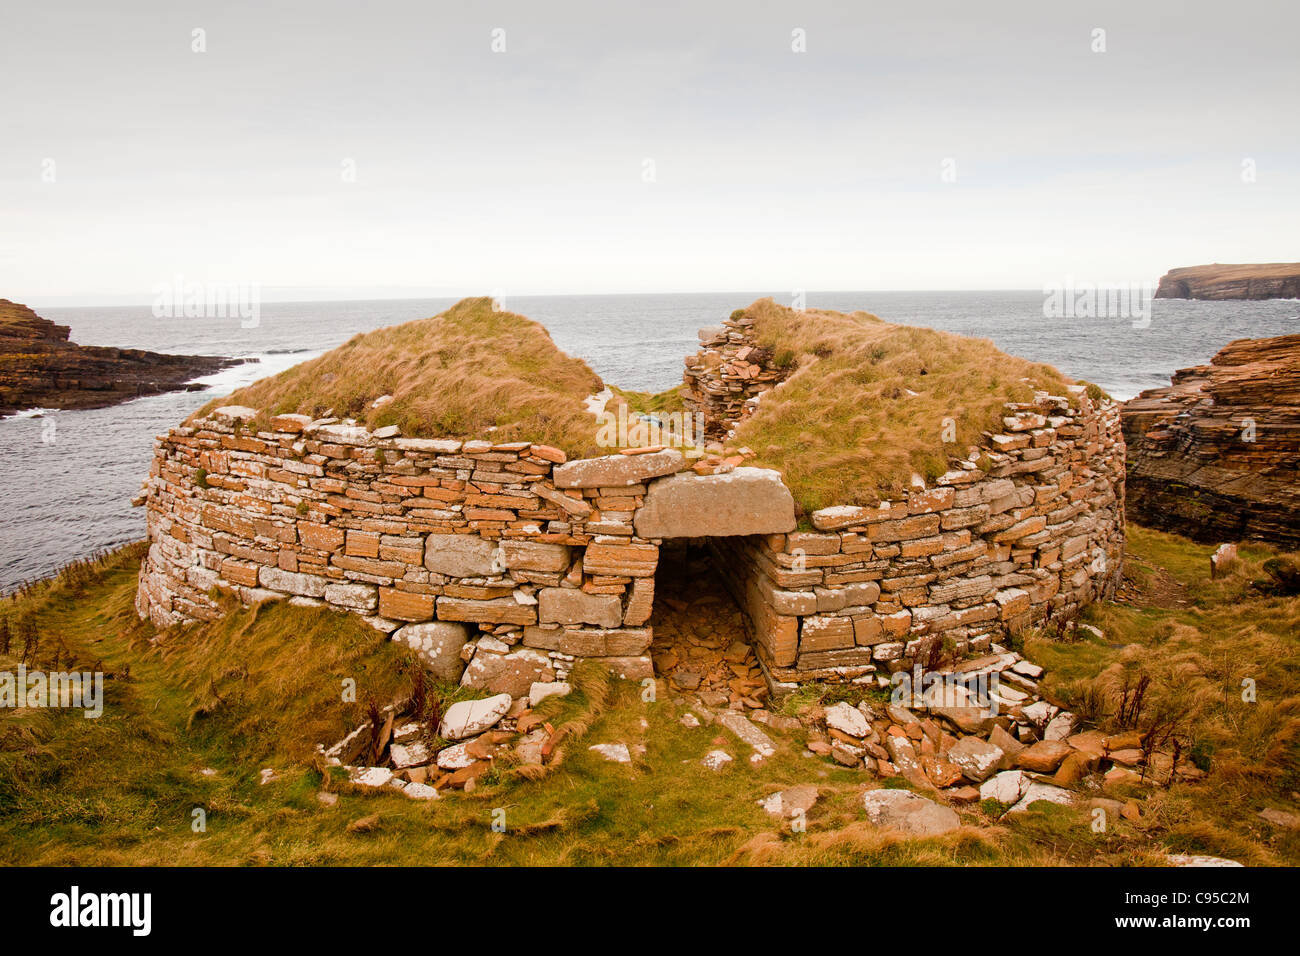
{"left": 135, "top": 306, "right": 1126, "bottom": 701}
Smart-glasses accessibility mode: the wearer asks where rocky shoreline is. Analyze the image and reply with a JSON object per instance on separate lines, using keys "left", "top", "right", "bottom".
{"left": 0, "top": 299, "right": 241, "bottom": 417}
{"left": 1122, "top": 333, "right": 1300, "bottom": 549}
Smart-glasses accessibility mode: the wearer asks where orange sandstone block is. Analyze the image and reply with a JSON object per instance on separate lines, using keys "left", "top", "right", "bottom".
{"left": 345, "top": 530, "right": 381, "bottom": 557}
{"left": 378, "top": 587, "right": 435, "bottom": 622}
{"left": 220, "top": 559, "right": 260, "bottom": 587}
{"left": 299, "top": 522, "right": 345, "bottom": 552}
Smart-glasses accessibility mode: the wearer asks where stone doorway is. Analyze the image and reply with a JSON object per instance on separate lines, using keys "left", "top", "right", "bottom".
{"left": 648, "top": 539, "right": 770, "bottom": 709}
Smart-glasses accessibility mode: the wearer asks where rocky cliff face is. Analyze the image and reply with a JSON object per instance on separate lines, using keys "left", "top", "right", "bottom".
{"left": 1154, "top": 263, "right": 1300, "bottom": 300}
{"left": 1122, "top": 334, "right": 1300, "bottom": 548}
{"left": 0, "top": 299, "right": 239, "bottom": 416}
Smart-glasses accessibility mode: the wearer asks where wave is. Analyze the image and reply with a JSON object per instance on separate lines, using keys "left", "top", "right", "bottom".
{"left": 187, "top": 349, "right": 324, "bottom": 396}
{"left": 1, "top": 406, "right": 59, "bottom": 421}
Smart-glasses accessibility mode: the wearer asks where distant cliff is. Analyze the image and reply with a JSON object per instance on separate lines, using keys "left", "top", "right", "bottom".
{"left": 0, "top": 299, "right": 240, "bottom": 416}
{"left": 1154, "top": 263, "right": 1300, "bottom": 300}
{"left": 1122, "top": 334, "right": 1300, "bottom": 549}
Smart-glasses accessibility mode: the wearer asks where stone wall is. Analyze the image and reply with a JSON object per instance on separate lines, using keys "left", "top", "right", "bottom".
{"left": 682, "top": 311, "right": 789, "bottom": 440}
{"left": 710, "top": 386, "right": 1126, "bottom": 692}
{"left": 680, "top": 314, "right": 1126, "bottom": 691}
{"left": 134, "top": 408, "right": 695, "bottom": 696}
{"left": 136, "top": 328, "right": 1125, "bottom": 697}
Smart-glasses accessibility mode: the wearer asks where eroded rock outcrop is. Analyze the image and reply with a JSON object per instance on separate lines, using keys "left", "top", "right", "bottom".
{"left": 1122, "top": 334, "right": 1300, "bottom": 548}
{"left": 0, "top": 299, "right": 238, "bottom": 416}
{"left": 1154, "top": 263, "right": 1300, "bottom": 300}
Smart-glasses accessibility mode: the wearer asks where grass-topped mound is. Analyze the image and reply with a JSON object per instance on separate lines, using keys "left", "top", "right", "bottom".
{"left": 728, "top": 298, "right": 1076, "bottom": 511}
{"left": 194, "top": 297, "right": 606, "bottom": 455}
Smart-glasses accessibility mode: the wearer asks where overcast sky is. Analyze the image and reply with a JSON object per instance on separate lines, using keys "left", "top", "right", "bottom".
{"left": 2, "top": 0, "right": 1296, "bottom": 305}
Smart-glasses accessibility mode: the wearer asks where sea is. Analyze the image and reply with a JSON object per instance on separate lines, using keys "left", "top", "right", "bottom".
{"left": 1, "top": 290, "right": 1296, "bottom": 591}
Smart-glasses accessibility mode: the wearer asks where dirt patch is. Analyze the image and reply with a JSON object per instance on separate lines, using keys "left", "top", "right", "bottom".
{"left": 649, "top": 542, "right": 769, "bottom": 708}
{"left": 1115, "top": 555, "right": 1190, "bottom": 610}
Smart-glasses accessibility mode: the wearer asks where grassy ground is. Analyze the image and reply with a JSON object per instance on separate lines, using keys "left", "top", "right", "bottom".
{"left": 1, "top": 528, "right": 1296, "bottom": 866}
{"left": 1025, "top": 525, "right": 1300, "bottom": 865}
{"left": 730, "top": 298, "right": 1077, "bottom": 511}
{"left": 194, "top": 297, "right": 606, "bottom": 455}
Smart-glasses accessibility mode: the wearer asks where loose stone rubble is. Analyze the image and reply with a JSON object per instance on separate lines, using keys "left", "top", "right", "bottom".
{"left": 315, "top": 601, "right": 1184, "bottom": 839}
{"left": 780, "top": 638, "right": 1202, "bottom": 816}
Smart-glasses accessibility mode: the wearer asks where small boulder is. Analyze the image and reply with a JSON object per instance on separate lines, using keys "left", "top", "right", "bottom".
{"left": 440, "top": 694, "right": 512, "bottom": 741}
{"left": 932, "top": 706, "right": 996, "bottom": 735}
{"left": 862, "top": 788, "right": 962, "bottom": 836}
{"left": 988, "top": 724, "right": 1025, "bottom": 768}
{"left": 759, "top": 784, "right": 819, "bottom": 819}
{"left": 979, "top": 770, "right": 1027, "bottom": 805}
{"left": 1259, "top": 808, "right": 1300, "bottom": 829}
{"left": 392, "top": 622, "right": 470, "bottom": 682}
{"left": 1043, "top": 711, "right": 1077, "bottom": 741}
{"left": 461, "top": 647, "right": 555, "bottom": 697}
{"left": 825, "top": 701, "right": 871, "bottom": 739}
{"left": 1166, "top": 854, "right": 1243, "bottom": 867}
{"left": 946, "top": 736, "right": 1004, "bottom": 783}
{"left": 1016, "top": 739, "right": 1073, "bottom": 773}
{"left": 832, "top": 740, "right": 866, "bottom": 767}
{"left": 702, "top": 750, "right": 734, "bottom": 771}
{"left": 435, "top": 742, "right": 476, "bottom": 770}
{"left": 347, "top": 766, "right": 394, "bottom": 790}
{"left": 528, "top": 681, "right": 571, "bottom": 707}
{"left": 922, "top": 754, "right": 965, "bottom": 788}
{"left": 1052, "top": 750, "right": 1095, "bottom": 786}
{"left": 1008, "top": 781, "right": 1075, "bottom": 814}
{"left": 389, "top": 741, "right": 430, "bottom": 769}
{"left": 515, "top": 730, "right": 548, "bottom": 766}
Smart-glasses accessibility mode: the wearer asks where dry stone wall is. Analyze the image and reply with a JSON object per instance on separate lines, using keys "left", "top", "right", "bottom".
{"left": 709, "top": 387, "right": 1126, "bottom": 693}
{"left": 135, "top": 408, "right": 690, "bottom": 696}
{"left": 680, "top": 315, "right": 1126, "bottom": 691}
{"left": 136, "top": 322, "right": 1125, "bottom": 697}
{"left": 682, "top": 312, "right": 788, "bottom": 440}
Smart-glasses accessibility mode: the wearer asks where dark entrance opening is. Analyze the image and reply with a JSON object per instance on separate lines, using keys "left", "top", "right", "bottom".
{"left": 649, "top": 539, "right": 769, "bottom": 709}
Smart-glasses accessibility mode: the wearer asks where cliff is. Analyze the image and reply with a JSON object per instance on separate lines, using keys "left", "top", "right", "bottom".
{"left": 1122, "top": 334, "right": 1300, "bottom": 548}
{"left": 0, "top": 299, "right": 239, "bottom": 416}
{"left": 1154, "top": 263, "right": 1300, "bottom": 300}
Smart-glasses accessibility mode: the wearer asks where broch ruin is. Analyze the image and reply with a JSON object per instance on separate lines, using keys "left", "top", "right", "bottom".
{"left": 135, "top": 298, "right": 1127, "bottom": 702}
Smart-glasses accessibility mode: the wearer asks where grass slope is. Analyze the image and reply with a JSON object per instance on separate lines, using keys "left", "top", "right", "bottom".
{"left": 730, "top": 298, "right": 1076, "bottom": 511}
{"left": 1, "top": 529, "right": 1296, "bottom": 866}
{"left": 195, "top": 297, "right": 606, "bottom": 455}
